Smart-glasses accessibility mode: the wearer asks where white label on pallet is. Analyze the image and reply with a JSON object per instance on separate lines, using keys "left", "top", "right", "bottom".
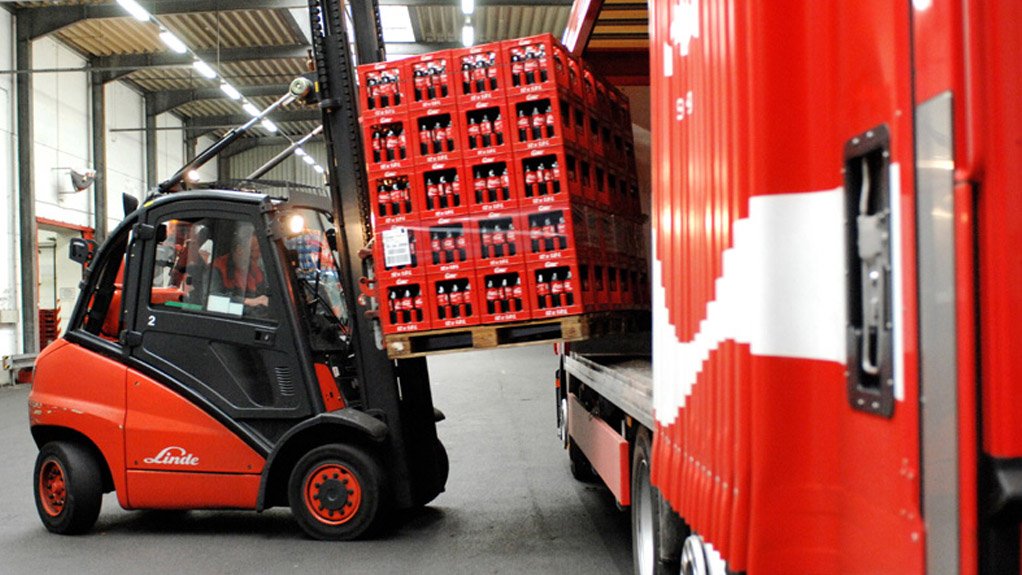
{"left": 382, "top": 227, "right": 412, "bottom": 268}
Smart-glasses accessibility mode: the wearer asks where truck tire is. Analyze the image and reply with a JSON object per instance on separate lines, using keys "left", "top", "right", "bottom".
{"left": 33, "top": 441, "right": 103, "bottom": 535}
{"left": 632, "top": 429, "right": 682, "bottom": 575}
{"left": 568, "top": 439, "right": 597, "bottom": 482}
{"left": 289, "top": 444, "right": 386, "bottom": 540}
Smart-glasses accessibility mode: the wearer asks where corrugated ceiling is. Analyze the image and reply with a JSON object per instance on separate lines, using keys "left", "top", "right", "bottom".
{"left": 413, "top": 5, "right": 571, "bottom": 44}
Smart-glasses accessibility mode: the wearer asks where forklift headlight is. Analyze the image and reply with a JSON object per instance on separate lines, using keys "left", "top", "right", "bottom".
{"left": 286, "top": 214, "right": 306, "bottom": 236}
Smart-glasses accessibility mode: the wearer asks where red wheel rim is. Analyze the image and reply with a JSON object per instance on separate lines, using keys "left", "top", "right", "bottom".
{"left": 303, "top": 463, "right": 362, "bottom": 525}
{"left": 39, "top": 458, "right": 67, "bottom": 518}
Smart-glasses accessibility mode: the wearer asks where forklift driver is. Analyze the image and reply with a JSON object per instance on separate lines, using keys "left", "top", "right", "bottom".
{"left": 210, "top": 223, "right": 271, "bottom": 315}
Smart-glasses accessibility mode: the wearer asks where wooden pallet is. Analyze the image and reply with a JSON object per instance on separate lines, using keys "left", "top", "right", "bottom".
{"left": 383, "top": 312, "right": 644, "bottom": 359}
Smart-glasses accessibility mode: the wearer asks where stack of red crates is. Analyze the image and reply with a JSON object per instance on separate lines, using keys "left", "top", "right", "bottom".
{"left": 357, "top": 35, "right": 647, "bottom": 335}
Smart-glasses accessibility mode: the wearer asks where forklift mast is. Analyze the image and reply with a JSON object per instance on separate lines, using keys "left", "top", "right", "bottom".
{"left": 305, "top": 0, "right": 445, "bottom": 509}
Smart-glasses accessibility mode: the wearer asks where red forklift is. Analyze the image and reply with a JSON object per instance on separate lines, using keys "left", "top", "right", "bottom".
{"left": 27, "top": 0, "right": 447, "bottom": 540}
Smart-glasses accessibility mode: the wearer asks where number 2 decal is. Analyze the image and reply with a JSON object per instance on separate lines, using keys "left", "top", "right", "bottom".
{"left": 147, "top": 315, "right": 156, "bottom": 327}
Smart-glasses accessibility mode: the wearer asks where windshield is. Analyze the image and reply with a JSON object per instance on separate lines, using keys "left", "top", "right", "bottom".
{"left": 283, "top": 209, "right": 350, "bottom": 345}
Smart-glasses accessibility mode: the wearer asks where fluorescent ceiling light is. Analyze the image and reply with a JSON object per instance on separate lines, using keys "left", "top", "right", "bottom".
{"left": 462, "top": 24, "right": 474, "bottom": 47}
{"left": 193, "top": 60, "right": 217, "bottom": 80}
{"left": 261, "top": 119, "right": 278, "bottom": 133}
{"left": 461, "top": 0, "right": 474, "bottom": 15}
{"left": 159, "top": 30, "right": 187, "bottom": 54}
{"left": 219, "top": 82, "right": 242, "bottom": 100}
{"left": 313, "top": 165, "right": 325, "bottom": 174}
{"left": 302, "top": 155, "right": 316, "bottom": 165}
{"left": 116, "top": 0, "right": 150, "bottom": 22}
{"left": 186, "top": 169, "right": 201, "bottom": 183}
{"left": 243, "top": 102, "right": 261, "bottom": 116}
{"left": 294, "top": 147, "right": 307, "bottom": 157}
{"left": 378, "top": 6, "right": 415, "bottom": 43}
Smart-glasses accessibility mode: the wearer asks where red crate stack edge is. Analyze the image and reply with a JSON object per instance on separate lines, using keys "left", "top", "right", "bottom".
{"left": 358, "top": 33, "right": 645, "bottom": 334}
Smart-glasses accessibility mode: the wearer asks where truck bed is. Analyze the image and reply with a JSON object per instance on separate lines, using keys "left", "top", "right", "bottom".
{"left": 565, "top": 332, "right": 652, "bottom": 429}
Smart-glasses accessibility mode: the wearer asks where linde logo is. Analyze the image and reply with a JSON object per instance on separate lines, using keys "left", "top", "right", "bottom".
{"left": 143, "top": 446, "right": 200, "bottom": 466}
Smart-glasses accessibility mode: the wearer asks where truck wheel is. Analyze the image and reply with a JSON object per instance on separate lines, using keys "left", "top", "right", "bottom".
{"left": 289, "top": 444, "right": 386, "bottom": 540}
{"left": 568, "top": 439, "right": 597, "bottom": 482}
{"left": 632, "top": 429, "right": 681, "bottom": 575}
{"left": 434, "top": 439, "right": 450, "bottom": 489}
{"left": 33, "top": 441, "right": 103, "bottom": 535}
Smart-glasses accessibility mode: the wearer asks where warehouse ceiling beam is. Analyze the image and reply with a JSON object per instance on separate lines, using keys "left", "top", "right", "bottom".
{"left": 86, "top": 45, "right": 309, "bottom": 84}
{"left": 148, "top": 84, "right": 295, "bottom": 116}
{"left": 184, "top": 110, "right": 321, "bottom": 129}
{"left": 378, "top": 0, "right": 573, "bottom": 5}
{"left": 16, "top": 0, "right": 304, "bottom": 41}
{"left": 219, "top": 135, "right": 325, "bottom": 160}
{"left": 386, "top": 42, "right": 462, "bottom": 56}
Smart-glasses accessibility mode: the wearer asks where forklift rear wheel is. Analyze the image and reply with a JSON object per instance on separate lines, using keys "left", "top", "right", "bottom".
{"left": 33, "top": 441, "right": 103, "bottom": 535}
{"left": 289, "top": 444, "right": 385, "bottom": 540}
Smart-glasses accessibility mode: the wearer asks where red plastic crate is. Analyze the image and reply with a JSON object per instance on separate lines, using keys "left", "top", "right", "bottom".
{"left": 356, "top": 61, "right": 410, "bottom": 119}
{"left": 428, "top": 270, "right": 482, "bottom": 329}
{"left": 406, "top": 50, "right": 456, "bottom": 111}
{"left": 502, "top": 34, "right": 571, "bottom": 96}
{"left": 373, "top": 222, "right": 426, "bottom": 280}
{"left": 417, "top": 159, "right": 469, "bottom": 218}
{"left": 508, "top": 89, "right": 576, "bottom": 152}
{"left": 585, "top": 109, "right": 610, "bottom": 159}
{"left": 368, "top": 168, "right": 420, "bottom": 225}
{"left": 379, "top": 276, "right": 432, "bottom": 334}
{"left": 472, "top": 210, "right": 525, "bottom": 269}
{"left": 453, "top": 42, "right": 505, "bottom": 103}
{"left": 410, "top": 105, "right": 462, "bottom": 165}
{"left": 527, "top": 259, "right": 593, "bottom": 319}
{"left": 461, "top": 99, "right": 511, "bottom": 158}
{"left": 519, "top": 147, "right": 580, "bottom": 206}
{"left": 362, "top": 114, "right": 412, "bottom": 171}
{"left": 476, "top": 264, "right": 531, "bottom": 324}
{"left": 424, "top": 216, "right": 474, "bottom": 273}
{"left": 523, "top": 203, "right": 577, "bottom": 264}
{"left": 465, "top": 154, "right": 519, "bottom": 213}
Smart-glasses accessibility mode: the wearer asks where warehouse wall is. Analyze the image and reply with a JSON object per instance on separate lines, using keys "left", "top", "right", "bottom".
{"left": 106, "top": 81, "right": 147, "bottom": 225}
{"left": 227, "top": 140, "right": 328, "bottom": 188}
{"left": 0, "top": 10, "right": 19, "bottom": 377}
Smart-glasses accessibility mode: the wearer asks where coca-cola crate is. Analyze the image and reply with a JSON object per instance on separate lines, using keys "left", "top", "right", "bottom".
{"left": 461, "top": 99, "right": 511, "bottom": 159}
{"left": 607, "top": 168, "right": 625, "bottom": 213}
{"left": 356, "top": 61, "right": 410, "bottom": 119}
{"left": 410, "top": 105, "right": 462, "bottom": 165}
{"left": 477, "top": 264, "right": 531, "bottom": 324}
{"left": 523, "top": 203, "right": 577, "bottom": 264}
{"left": 373, "top": 222, "right": 426, "bottom": 280}
{"left": 519, "top": 147, "right": 580, "bottom": 206}
{"left": 428, "top": 270, "right": 482, "bottom": 329}
{"left": 424, "top": 216, "right": 474, "bottom": 273}
{"left": 585, "top": 110, "right": 610, "bottom": 159}
{"left": 502, "top": 34, "right": 571, "bottom": 96}
{"left": 453, "top": 42, "right": 505, "bottom": 104}
{"left": 379, "top": 276, "right": 432, "bottom": 334}
{"left": 472, "top": 210, "right": 525, "bottom": 269}
{"left": 528, "top": 259, "right": 593, "bottom": 319}
{"left": 466, "top": 154, "right": 519, "bottom": 213}
{"left": 368, "top": 168, "right": 420, "bottom": 225}
{"left": 608, "top": 85, "right": 631, "bottom": 132}
{"left": 576, "top": 151, "right": 597, "bottom": 205}
{"left": 591, "top": 159, "right": 611, "bottom": 208}
{"left": 581, "top": 66, "right": 611, "bottom": 114}
{"left": 417, "top": 159, "right": 469, "bottom": 218}
{"left": 508, "top": 88, "right": 577, "bottom": 152}
{"left": 362, "top": 115, "right": 411, "bottom": 171}
{"left": 406, "top": 50, "right": 456, "bottom": 111}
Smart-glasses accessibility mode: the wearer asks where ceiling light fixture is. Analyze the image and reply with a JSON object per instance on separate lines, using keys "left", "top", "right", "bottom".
{"left": 261, "top": 119, "right": 279, "bottom": 133}
{"left": 313, "top": 165, "right": 325, "bottom": 174}
{"left": 461, "top": 0, "right": 474, "bottom": 15}
{"left": 219, "top": 82, "right": 242, "bottom": 100}
{"left": 193, "top": 60, "right": 217, "bottom": 80}
{"left": 294, "top": 147, "right": 307, "bottom": 157}
{"left": 159, "top": 30, "right": 187, "bottom": 54}
{"left": 461, "top": 22, "right": 474, "bottom": 47}
{"left": 242, "top": 102, "right": 260, "bottom": 116}
{"left": 302, "top": 154, "right": 316, "bottom": 165}
{"left": 116, "top": 0, "right": 150, "bottom": 22}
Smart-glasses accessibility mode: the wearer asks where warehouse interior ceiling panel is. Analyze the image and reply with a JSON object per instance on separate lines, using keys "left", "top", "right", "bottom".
{"left": 10, "top": 0, "right": 641, "bottom": 143}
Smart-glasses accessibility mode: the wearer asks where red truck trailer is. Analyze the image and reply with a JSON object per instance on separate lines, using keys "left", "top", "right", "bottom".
{"left": 559, "top": 1, "right": 1022, "bottom": 573}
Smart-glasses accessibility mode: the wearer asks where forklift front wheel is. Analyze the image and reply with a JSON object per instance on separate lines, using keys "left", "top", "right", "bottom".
{"left": 33, "top": 441, "right": 103, "bottom": 535}
{"left": 289, "top": 444, "right": 385, "bottom": 540}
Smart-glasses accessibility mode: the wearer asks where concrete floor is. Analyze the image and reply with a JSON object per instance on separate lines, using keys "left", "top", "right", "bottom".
{"left": 0, "top": 345, "right": 631, "bottom": 574}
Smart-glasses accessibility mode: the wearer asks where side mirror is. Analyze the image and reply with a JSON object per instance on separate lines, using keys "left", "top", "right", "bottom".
{"left": 325, "top": 228, "right": 338, "bottom": 252}
{"left": 69, "top": 238, "right": 97, "bottom": 265}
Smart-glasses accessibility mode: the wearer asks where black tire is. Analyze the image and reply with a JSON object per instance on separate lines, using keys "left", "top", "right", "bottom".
{"left": 33, "top": 441, "right": 103, "bottom": 535}
{"left": 632, "top": 429, "right": 683, "bottom": 575}
{"left": 568, "top": 439, "right": 597, "bottom": 482}
{"left": 434, "top": 439, "right": 450, "bottom": 491}
{"left": 288, "top": 444, "right": 386, "bottom": 540}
